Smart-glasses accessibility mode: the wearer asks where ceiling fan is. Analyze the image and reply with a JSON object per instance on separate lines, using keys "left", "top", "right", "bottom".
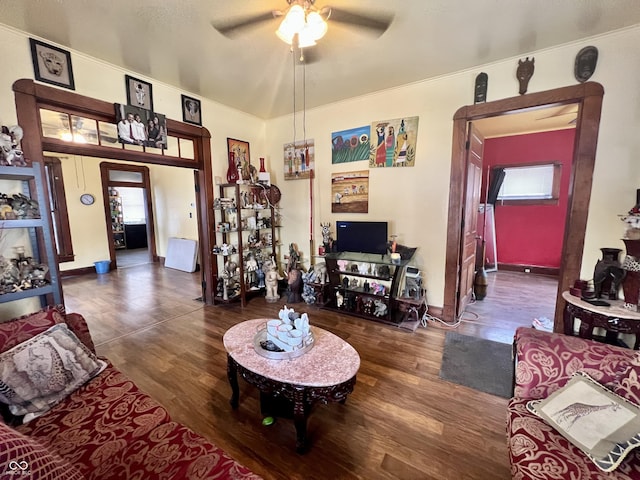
{"left": 211, "top": 0, "right": 393, "bottom": 61}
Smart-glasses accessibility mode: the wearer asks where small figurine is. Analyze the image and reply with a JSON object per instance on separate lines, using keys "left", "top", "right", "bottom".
{"left": 373, "top": 299, "right": 388, "bottom": 317}
{"left": 264, "top": 259, "right": 282, "bottom": 303}
{"left": 336, "top": 290, "right": 344, "bottom": 308}
{"left": 287, "top": 268, "right": 303, "bottom": 304}
{"left": 245, "top": 252, "right": 259, "bottom": 289}
{"left": 286, "top": 242, "right": 301, "bottom": 273}
{"left": 311, "top": 262, "right": 328, "bottom": 285}
{"left": 302, "top": 270, "right": 318, "bottom": 304}
{"left": 320, "top": 222, "right": 334, "bottom": 253}
{"left": 0, "top": 125, "right": 26, "bottom": 167}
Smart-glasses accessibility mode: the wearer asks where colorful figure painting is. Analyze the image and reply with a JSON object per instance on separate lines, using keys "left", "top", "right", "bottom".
{"left": 369, "top": 116, "right": 419, "bottom": 168}
{"left": 331, "top": 126, "right": 371, "bottom": 164}
{"left": 284, "top": 139, "right": 315, "bottom": 180}
{"left": 331, "top": 170, "right": 369, "bottom": 213}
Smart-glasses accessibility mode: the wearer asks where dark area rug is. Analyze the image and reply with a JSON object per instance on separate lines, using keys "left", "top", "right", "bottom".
{"left": 438, "top": 331, "right": 514, "bottom": 398}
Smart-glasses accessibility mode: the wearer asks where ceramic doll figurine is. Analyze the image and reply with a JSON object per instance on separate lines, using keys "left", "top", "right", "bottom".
{"left": 264, "top": 260, "right": 281, "bottom": 302}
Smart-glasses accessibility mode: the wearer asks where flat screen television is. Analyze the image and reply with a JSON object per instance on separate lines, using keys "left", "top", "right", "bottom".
{"left": 335, "top": 221, "right": 388, "bottom": 255}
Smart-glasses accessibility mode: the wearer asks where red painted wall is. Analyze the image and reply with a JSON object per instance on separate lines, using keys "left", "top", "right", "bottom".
{"left": 481, "top": 129, "right": 575, "bottom": 268}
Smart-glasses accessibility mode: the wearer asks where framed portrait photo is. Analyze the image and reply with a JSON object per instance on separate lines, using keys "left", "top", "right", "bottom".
{"left": 29, "top": 38, "right": 75, "bottom": 90}
{"left": 125, "top": 75, "right": 153, "bottom": 111}
{"left": 181, "top": 95, "right": 202, "bottom": 126}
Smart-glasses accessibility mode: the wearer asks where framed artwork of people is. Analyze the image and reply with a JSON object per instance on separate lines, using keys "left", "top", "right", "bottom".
{"left": 29, "top": 38, "right": 75, "bottom": 90}
{"left": 125, "top": 75, "right": 153, "bottom": 111}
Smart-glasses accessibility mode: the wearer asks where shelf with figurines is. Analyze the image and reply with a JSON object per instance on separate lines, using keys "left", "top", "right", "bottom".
{"left": 212, "top": 180, "right": 281, "bottom": 306}
{"left": 0, "top": 127, "right": 62, "bottom": 306}
{"left": 212, "top": 243, "right": 238, "bottom": 256}
{"left": 0, "top": 245, "right": 53, "bottom": 301}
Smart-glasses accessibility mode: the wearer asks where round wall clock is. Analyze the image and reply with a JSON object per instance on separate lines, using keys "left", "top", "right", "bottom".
{"left": 80, "top": 193, "right": 95, "bottom": 205}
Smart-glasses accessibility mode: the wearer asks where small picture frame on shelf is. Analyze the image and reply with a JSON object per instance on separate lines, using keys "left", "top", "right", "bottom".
{"left": 29, "top": 38, "right": 75, "bottom": 90}
{"left": 125, "top": 75, "right": 153, "bottom": 111}
{"left": 181, "top": 95, "right": 202, "bottom": 126}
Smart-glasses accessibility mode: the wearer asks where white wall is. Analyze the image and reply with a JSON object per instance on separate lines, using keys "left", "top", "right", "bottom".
{"left": 266, "top": 25, "right": 640, "bottom": 309}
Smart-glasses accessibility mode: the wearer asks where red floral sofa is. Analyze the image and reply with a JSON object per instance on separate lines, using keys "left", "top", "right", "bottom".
{"left": 509, "top": 326, "right": 640, "bottom": 479}
{"left": 0, "top": 306, "right": 262, "bottom": 480}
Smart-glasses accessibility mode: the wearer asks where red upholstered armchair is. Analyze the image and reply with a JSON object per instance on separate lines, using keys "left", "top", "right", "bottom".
{"left": 508, "top": 327, "right": 640, "bottom": 479}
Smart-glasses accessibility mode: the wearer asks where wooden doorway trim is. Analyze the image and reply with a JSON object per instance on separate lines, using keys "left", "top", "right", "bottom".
{"left": 13, "top": 79, "right": 217, "bottom": 304}
{"left": 443, "top": 82, "right": 604, "bottom": 330}
{"left": 99, "top": 162, "right": 156, "bottom": 268}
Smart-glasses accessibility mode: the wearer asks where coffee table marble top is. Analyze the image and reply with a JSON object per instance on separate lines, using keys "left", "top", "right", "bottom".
{"left": 223, "top": 318, "right": 360, "bottom": 387}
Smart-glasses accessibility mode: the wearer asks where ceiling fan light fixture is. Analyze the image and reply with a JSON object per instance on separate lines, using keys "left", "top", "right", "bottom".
{"left": 306, "top": 11, "right": 327, "bottom": 40}
{"left": 276, "top": 4, "right": 305, "bottom": 44}
{"left": 298, "top": 27, "right": 318, "bottom": 48}
{"left": 275, "top": 26, "right": 295, "bottom": 44}
{"left": 276, "top": 2, "right": 327, "bottom": 48}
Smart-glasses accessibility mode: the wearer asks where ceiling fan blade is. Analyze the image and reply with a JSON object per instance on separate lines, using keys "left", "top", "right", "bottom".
{"left": 325, "top": 7, "right": 393, "bottom": 35}
{"left": 212, "top": 11, "right": 279, "bottom": 37}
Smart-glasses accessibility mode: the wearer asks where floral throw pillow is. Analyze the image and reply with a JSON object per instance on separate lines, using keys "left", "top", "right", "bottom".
{"left": 0, "top": 323, "right": 106, "bottom": 421}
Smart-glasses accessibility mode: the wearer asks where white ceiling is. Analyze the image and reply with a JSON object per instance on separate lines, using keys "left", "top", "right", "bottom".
{"left": 1, "top": 0, "right": 639, "bottom": 120}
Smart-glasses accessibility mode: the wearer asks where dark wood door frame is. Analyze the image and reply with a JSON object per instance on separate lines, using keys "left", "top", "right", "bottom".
{"left": 100, "top": 162, "right": 156, "bottom": 267}
{"left": 443, "top": 82, "right": 604, "bottom": 331}
{"left": 13, "top": 79, "right": 217, "bottom": 304}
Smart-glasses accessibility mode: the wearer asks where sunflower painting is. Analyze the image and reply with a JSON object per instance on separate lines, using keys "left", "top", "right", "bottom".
{"left": 331, "top": 126, "right": 371, "bottom": 164}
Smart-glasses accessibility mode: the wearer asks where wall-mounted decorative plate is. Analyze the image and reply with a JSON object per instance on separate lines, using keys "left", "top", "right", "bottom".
{"left": 80, "top": 193, "right": 95, "bottom": 205}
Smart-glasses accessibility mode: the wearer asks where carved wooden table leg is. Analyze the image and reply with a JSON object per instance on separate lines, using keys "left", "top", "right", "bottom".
{"left": 292, "top": 386, "right": 308, "bottom": 454}
{"left": 563, "top": 302, "right": 574, "bottom": 335}
{"left": 227, "top": 354, "right": 239, "bottom": 409}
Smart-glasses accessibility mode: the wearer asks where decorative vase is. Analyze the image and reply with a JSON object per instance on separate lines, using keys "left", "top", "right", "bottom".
{"left": 621, "top": 239, "right": 640, "bottom": 310}
{"left": 259, "top": 157, "right": 266, "bottom": 173}
{"left": 473, "top": 267, "right": 488, "bottom": 301}
{"left": 593, "top": 248, "right": 625, "bottom": 299}
{"left": 226, "top": 152, "right": 239, "bottom": 184}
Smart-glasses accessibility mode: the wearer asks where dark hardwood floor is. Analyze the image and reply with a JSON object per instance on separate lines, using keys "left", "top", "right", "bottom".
{"left": 61, "top": 265, "right": 556, "bottom": 480}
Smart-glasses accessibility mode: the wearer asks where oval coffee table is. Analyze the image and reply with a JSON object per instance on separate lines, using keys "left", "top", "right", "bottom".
{"left": 223, "top": 318, "right": 360, "bottom": 453}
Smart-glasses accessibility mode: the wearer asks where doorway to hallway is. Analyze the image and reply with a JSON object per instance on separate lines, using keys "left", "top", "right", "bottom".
{"left": 101, "top": 162, "right": 156, "bottom": 269}
{"left": 111, "top": 185, "right": 151, "bottom": 268}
